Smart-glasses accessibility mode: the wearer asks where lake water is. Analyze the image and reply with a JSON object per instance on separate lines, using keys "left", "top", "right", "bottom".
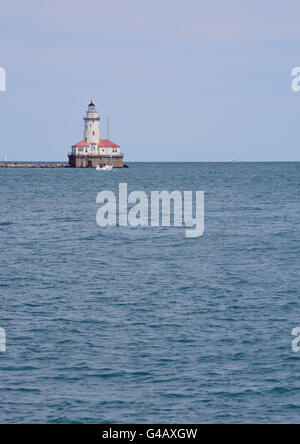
{"left": 0, "top": 162, "right": 299, "bottom": 424}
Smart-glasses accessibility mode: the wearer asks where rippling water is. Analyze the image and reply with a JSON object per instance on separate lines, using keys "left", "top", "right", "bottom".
{"left": 0, "top": 162, "right": 299, "bottom": 424}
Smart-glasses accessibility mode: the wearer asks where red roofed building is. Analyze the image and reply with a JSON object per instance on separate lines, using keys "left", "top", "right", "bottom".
{"left": 98, "top": 140, "right": 120, "bottom": 148}
{"left": 69, "top": 102, "right": 125, "bottom": 168}
{"left": 72, "top": 140, "right": 90, "bottom": 148}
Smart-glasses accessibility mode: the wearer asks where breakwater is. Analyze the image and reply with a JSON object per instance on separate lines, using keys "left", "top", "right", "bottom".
{"left": 0, "top": 163, "right": 69, "bottom": 168}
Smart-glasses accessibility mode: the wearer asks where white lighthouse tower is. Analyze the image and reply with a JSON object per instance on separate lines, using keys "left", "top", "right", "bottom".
{"left": 84, "top": 101, "right": 100, "bottom": 145}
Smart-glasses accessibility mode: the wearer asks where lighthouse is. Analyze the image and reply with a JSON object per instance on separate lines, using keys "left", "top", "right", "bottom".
{"left": 69, "top": 101, "right": 124, "bottom": 168}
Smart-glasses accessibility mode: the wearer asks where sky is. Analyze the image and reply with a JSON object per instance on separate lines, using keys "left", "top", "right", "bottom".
{"left": 0, "top": 0, "right": 300, "bottom": 161}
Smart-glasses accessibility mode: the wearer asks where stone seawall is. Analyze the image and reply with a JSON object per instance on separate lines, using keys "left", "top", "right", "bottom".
{"left": 0, "top": 163, "right": 69, "bottom": 168}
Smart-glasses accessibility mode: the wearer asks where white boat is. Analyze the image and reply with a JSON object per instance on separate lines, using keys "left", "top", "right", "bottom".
{"left": 231, "top": 156, "right": 236, "bottom": 163}
{"left": 96, "top": 164, "right": 113, "bottom": 171}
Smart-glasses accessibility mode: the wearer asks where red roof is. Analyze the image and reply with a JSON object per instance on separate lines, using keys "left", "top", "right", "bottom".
{"left": 72, "top": 140, "right": 89, "bottom": 148}
{"left": 98, "top": 139, "right": 120, "bottom": 148}
{"left": 72, "top": 139, "right": 120, "bottom": 148}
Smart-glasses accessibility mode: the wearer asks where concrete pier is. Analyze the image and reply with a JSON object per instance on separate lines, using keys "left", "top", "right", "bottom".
{"left": 0, "top": 163, "right": 69, "bottom": 168}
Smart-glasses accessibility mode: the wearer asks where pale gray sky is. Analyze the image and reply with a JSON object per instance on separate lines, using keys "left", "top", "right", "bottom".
{"left": 1, "top": 0, "right": 300, "bottom": 161}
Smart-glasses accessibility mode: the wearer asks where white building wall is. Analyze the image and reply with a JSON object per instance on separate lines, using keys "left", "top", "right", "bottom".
{"left": 73, "top": 146, "right": 121, "bottom": 156}
{"left": 99, "top": 147, "right": 121, "bottom": 155}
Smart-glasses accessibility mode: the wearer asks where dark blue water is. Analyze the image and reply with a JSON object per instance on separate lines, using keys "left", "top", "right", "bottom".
{"left": 0, "top": 162, "right": 299, "bottom": 424}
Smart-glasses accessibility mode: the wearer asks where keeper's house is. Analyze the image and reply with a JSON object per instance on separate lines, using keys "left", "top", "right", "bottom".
{"left": 69, "top": 101, "right": 124, "bottom": 168}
